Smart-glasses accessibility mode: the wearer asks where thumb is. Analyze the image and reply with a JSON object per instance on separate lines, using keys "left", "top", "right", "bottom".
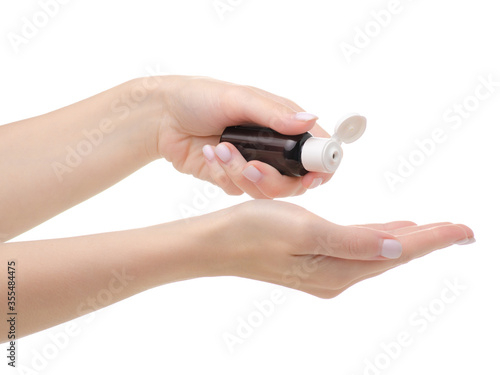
{"left": 230, "top": 89, "right": 318, "bottom": 135}
{"left": 302, "top": 224, "right": 403, "bottom": 260}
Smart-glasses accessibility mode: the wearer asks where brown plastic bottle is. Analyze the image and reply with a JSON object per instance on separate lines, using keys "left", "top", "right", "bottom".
{"left": 220, "top": 125, "right": 312, "bottom": 177}
{"left": 219, "top": 115, "right": 367, "bottom": 177}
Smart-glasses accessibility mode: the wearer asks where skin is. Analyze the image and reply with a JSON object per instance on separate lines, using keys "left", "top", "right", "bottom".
{"left": 0, "top": 76, "right": 474, "bottom": 342}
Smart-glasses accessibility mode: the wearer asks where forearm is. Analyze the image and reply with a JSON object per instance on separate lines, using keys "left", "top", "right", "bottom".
{"left": 0, "top": 214, "right": 226, "bottom": 342}
{"left": 0, "top": 77, "right": 164, "bottom": 241}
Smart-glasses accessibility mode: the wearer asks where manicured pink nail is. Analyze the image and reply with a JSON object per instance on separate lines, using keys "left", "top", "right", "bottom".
{"left": 242, "top": 165, "right": 263, "bottom": 183}
{"left": 294, "top": 112, "right": 319, "bottom": 122}
{"left": 215, "top": 143, "right": 232, "bottom": 163}
{"left": 308, "top": 178, "right": 323, "bottom": 189}
{"left": 380, "top": 239, "right": 403, "bottom": 259}
{"left": 202, "top": 145, "right": 215, "bottom": 161}
{"left": 455, "top": 237, "right": 476, "bottom": 245}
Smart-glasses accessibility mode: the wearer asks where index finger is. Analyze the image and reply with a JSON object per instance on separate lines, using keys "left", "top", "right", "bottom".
{"left": 246, "top": 86, "right": 331, "bottom": 138}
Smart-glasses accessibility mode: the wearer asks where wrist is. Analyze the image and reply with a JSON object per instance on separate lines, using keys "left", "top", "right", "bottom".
{"left": 117, "top": 77, "right": 167, "bottom": 163}
{"left": 137, "top": 211, "right": 235, "bottom": 289}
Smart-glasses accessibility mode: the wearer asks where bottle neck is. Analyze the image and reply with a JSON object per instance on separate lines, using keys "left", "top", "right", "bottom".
{"left": 301, "top": 137, "right": 343, "bottom": 173}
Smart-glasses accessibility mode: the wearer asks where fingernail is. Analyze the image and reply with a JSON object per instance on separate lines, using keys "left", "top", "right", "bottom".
{"left": 380, "top": 239, "right": 403, "bottom": 259}
{"left": 242, "top": 165, "right": 262, "bottom": 182}
{"left": 293, "top": 112, "right": 319, "bottom": 122}
{"left": 455, "top": 237, "right": 476, "bottom": 245}
{"left": 308, "top": 178, "right": 323, "bottom": 189}
{"left": 215, "top": 143, "right": 232, "bottom": 163}
{"left": 202, "top": 145, "right": 215, "bottom": 161}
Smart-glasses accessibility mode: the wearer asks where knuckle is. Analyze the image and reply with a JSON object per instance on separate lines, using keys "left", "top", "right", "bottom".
{"left": 292, "top": 187, "right": 307, "bottom": 197}
{"left": 221, "top": 183, "right": 243, "bottom": 196}
{"left": 268, "top": 114, "right": 286, "bottom": 132}
{"left": 227, "top": 189, "right": 244, "bottom": 196}
{"left": 263, "top": 188, "right": 280, "bottom": 199}
{"left": 213, "top": 171, "right": 231, "bottom": 189}
{"left": 212, "top": 171, "right": 241, "bottom": 195}
{"left": 226, "top": 161, "right": 244, "bottom": 176}
{"left": 259, "top": 183, "right": 283, "bottom": 199}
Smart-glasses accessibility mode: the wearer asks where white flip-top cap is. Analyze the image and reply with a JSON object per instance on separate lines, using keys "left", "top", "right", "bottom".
{"left": 301, "top": 114, "right": 366, "bottom": 173}
{"left": 333, "top": 114, "right": 367, "bottom": 144}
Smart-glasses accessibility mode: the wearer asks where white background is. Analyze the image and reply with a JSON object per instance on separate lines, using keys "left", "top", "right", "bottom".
{"left": 1, "top": 0, "right": 499, "bottom": 374}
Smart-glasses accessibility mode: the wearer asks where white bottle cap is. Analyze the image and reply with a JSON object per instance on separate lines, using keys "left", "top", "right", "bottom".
{"left": 301, "top": 114, "right": 366, "bottom": 173}
{"left": 333, "top": 114, "right": 367, "bottom": 144}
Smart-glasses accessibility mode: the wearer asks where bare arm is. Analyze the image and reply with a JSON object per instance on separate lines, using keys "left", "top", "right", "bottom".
{"left": 0, "top": 76, "right": 334, "bottom": 241}
{"left": 0, "top": 78, "right": 162, "bottom": 241}
{"left": 0, "top": 200, "right": 474, "bottom": 343}
{"left": 0, "top": 77, "right": 474, "bottom": 343}
{"left": 0, "top": 211, "right": 223, "bottom": 342}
